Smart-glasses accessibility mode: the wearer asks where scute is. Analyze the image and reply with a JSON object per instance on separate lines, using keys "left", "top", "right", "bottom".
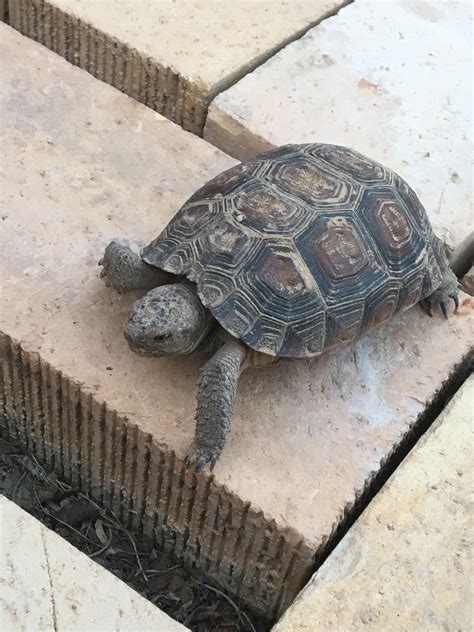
{"left": 142, "top": 144, "right": 443, "bottom": 357}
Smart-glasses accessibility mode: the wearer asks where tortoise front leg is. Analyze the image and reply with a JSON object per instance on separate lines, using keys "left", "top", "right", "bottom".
{"left": 186, "top": 339, "right": 247, "bottom": 471}
{"left": 98, "top": 241, "right": 173, "bottom": 292}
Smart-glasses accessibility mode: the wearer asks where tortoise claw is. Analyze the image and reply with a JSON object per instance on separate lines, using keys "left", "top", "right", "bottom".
{"left": 450, "top": 292, "right": 459, "bottom": 312}
{"left": 420, "top": 298, "right": 433, "bottom": 317}
{"left": 185, "top": 443, "right": 217, "bottom": 472}
{"left": 421, "top": 278, "right": 459, "bottom": 320}
{"left": 185, "top": 453, "right": 206, "bottom": 472}
{"left": 98, "top": 257, "right": 104, "bottom": 266}
{"left": 439, "top": 299, "right": 449, "bottom": 319}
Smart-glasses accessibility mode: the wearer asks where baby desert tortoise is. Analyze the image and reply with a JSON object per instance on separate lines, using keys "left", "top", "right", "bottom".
{"left": 99, "top": 143, "right": 458, "bottom": 470}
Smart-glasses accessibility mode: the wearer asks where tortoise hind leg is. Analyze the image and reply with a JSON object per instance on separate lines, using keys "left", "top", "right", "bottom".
{"left": 186, "top": 339, "right": 247, "bottom": 471}
{"left": 420, "top": 269, "right": 459, "bottom": 319}
{"left": 98, "top": 241, "right": 173, "bottom": 292}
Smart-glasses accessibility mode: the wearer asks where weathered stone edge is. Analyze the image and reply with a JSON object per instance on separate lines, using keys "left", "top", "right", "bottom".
{"left": 8, "top": 0, "right": 208, "bottom": 134}
{"left": 0, "top": 332, "right": 314, "bottom": 618}
{"left": 2, "top": 330, "right": 471, "bottom": 619}
{"left": 305, "top": 346, "right": 473, "bottom": 574}
{"left": 7, "top": 0, "right": 351, "bottom": 137}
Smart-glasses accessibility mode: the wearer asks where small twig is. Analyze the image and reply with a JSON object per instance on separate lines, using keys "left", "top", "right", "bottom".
{"left": 151, "top": 591, "right": 181, "bottom": 605}
{"left": 31, "top": 482, "right": 112, "bottom": 557}
{"left": 78, "top": 493, "right": 103, "bottom": 512}
{"left": 84, "top": 520, "right": 92, "bottom": 541}
{"left": 105, "top": 509, "right": 148, "bottom": 583}
{"left": 203, "top": 583, "right": 257, "bottom": 632}
{"left": 55, "top": 478, "right": 73, "bottom": 492}
{"left": 29, "top": 452, "right": 53, "bottom": 484}
{"left": 135, "top": 564, "right": 181, "bottom": 578}
{"left": 89, "top": 528, "right": 113, "bottom": 558}
{"left": 123, "top": 530, "right": 148, "bottom": 582}
{"left": 11, "top": 471, "right": 27, "bottom": 502}
{"left": 31, "top": 480, "right": 45, "bottom": 511}
{"left": 44, "top": 509, "right": 102, "bottom": 545}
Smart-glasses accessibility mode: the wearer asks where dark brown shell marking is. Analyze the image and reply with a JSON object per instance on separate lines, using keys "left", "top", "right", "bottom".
{"left": 142, "top": 144, "right": 443, "bottom": 357}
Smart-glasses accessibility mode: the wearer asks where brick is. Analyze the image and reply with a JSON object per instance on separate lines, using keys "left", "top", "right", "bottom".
{"left": 0, "top": 497, "right": 187, "bottom": 631}
{"left": 8, "top": 0, "right": 345, "bottom": 134}
{"left": 0, "top": 24, "right": 472, "bottom": 617}
{"left": 273, "top": 376, "right": 473, "bottom": 631}
{"left": 205, "top": 0, "right": 472, "bottom": 250}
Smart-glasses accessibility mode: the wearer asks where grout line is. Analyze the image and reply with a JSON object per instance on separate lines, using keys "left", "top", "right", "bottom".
{"left": 40, "top": 528, "right": 59, "bottom": 632}
{"left": 206, "top": 0, "right": 354, "bottom": 107}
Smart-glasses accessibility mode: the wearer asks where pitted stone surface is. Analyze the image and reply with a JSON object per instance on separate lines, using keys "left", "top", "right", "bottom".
{"left": 50, "top": 0, "right": 343, "bottom": 88}
{"left": 0, "top": 497, "right": 187, "bottom": 631}
{"left": 0, "top": 21, "right": 473, "bottom": 566}
{"left": 9, "top": 0, "right": 345, "bottom": 133}
{"left": 205, "top": 0, "right": 472, "bottom": 250}
{"left": 273, "top": 376, "right": 474, "bottom": 632}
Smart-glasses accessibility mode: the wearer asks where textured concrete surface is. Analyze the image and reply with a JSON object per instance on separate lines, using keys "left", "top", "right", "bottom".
{"left": 0, "top": 496, "right": 187, "bottom": 631}
{"left": 1, "top": 23, "right": 473, "bottom": 615}
{"left": 9, "top": 0, "right": 345, "bottom": 133}
{"left": 273, "top": 376, "right": 474, "bottom": 632}
{"left": 205, "top": 0, "right": 472, "bottom": 250}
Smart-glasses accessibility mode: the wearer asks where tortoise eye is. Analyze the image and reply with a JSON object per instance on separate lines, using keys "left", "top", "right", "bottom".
{"left": 153, "top": 334, "right": 169, "bottom": 342}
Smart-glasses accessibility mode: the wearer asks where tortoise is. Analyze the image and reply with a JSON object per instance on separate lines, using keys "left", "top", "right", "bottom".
{"left": 98, "top": 143, "right": 459, "bottom": 470}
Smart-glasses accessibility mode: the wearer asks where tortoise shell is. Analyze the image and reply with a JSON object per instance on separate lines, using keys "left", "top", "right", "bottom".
{"left": 142, "top": 144, "right": 445, "bottom": 358}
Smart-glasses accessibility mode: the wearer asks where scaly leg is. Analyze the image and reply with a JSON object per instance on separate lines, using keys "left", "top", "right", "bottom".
{"left": 186, "top": 339, "right": 247, "bottom": 471}
{"left": 420, "top": 269, "right": 459, "bottom": 319}
{"left": 98, "top": 241, "right": 173, "bottom": 292}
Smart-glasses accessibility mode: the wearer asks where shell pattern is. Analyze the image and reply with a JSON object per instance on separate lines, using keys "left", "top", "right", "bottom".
{"left": 142, "top": 144, "right": 444, "bottom": 357}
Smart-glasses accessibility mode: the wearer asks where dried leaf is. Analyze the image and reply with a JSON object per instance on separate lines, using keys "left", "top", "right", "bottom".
{"left": 95, "top": 518, "right": 108, "bottom": 545}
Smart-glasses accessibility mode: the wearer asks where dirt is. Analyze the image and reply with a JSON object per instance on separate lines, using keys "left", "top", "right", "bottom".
{"left": 0, "top": 436, "right": 270, "bottom": 632}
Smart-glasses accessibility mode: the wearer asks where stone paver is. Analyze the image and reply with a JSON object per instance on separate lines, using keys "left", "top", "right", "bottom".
{"left": 205, "top": 0, "right": 473, "bottom": 250}
{"left": 0, "top": 496, "right": 186, "bottom": 631}
{"left": 8, "top": 0, "right": 345, "bottom": 134}
{"left": 1, "top": 24, "right": 473, "bottom": 615}
{"left": 273, "top": 376, "right": 474, "bottom": 632}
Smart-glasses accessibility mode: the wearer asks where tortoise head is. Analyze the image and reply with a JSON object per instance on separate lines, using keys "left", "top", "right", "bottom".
{"left": 124, "top": 283, "right": 211, "bottom": 357}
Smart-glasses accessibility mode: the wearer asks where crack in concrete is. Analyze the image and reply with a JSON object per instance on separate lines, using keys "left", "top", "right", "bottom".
{"left": 40, "top": 529, "right": 59, "bottom": 632}
{"left": 207, "top": 0, "right": 355, "bottom": 104}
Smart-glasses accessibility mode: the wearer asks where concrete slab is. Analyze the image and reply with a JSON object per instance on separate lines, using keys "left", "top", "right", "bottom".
{"left": 8, "top": 0, "right": 346, "bottom": 134}
{"left": 205, "top": 0, "right": 473, "bottom": 250}
{"left": 273, "top": 376, "right": 474, "bottom": 632}
{"left": 0, "top": 496, "right": 187, "bottom": 631}
{"left": 0, "top": 24, "right": 473, "bottom": 616}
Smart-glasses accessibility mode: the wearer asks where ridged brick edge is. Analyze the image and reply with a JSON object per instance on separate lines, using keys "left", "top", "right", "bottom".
{"left": 0, "top": 332, "right": 313, "bottom": 618}
{"left": 8, "top": 0, "right": 208, "bottom": 134}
